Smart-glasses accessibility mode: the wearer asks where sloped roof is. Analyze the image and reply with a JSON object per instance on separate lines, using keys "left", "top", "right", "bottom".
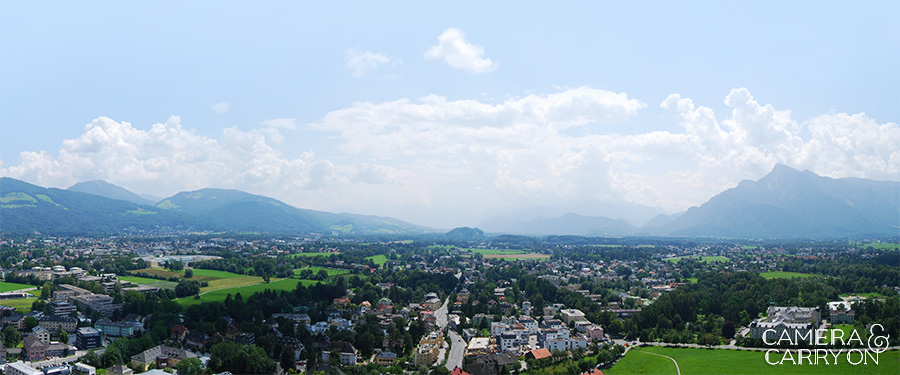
{"left": 528, "top": 348, "right": 552, "bottom": 359}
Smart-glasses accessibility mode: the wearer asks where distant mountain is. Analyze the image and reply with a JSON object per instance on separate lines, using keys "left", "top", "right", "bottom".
{"left": 446, "top": 227, "right": 485, "bottom": 241}
{"left": 1, "top": 177, "right": 186, "bottom": 234}
{"left": 660, "top": 164, "right": 900, "bottom": 238}
{"left": 1, "top": 178, "right": 431, "bottom": 235}
{"left": 640, "top": 212, "right": 684, "bottom": 230}
{"left": 482, "top": 213, "right": 637, "bottom": 236}
{"left": 68, "top": 179, "right": 157, "bottom": 205}
{"left": 479, "top": 201, "right": 666, "bottom": 229}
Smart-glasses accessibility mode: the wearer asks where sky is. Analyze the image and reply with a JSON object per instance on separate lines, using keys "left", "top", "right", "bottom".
{"left": 1, "top": 2, "right": 898, "bottom": 229}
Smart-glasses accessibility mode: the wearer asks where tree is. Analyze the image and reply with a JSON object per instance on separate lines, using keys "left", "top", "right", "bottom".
{"left": 59, "top": 330, "right": 69, "bottom": 343}
{"left": 24, "top": 316, "right": 38, "bottom": 331}
{"left": 184, "top": 269, "right": 194, "bottom": 279}
{"left": 41, "top": 282, "right": 52, "bottom": 299}
{"left": 176, "top": 357, "right": 203, "bottom": 375}
{"left": 721, "top": 321, "right": 736, "bottom": 339}
{"left": 280, "top": 346, "right": 296, "bottom": 372}
{"left": 2, "top": 325, "right": 21, "bottom": 348}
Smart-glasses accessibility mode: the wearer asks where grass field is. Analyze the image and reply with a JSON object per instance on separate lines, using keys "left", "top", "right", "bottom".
{"left": 854, "top": 242, "right": 900, "bottom": 251}
{"left": 470, "top": 249, "right": 527, "bottom": 255}
{"left": 175, "top": 278, "right": 321, "bottom": 307}
{"left": 760, "top": 271, "right": 818, "bottom": 279}
{"left": 294, "top": 267, "right": 350, "bottom": 278}
{"left": 0, "top": 297, "right": 37, "bottom": 312}
{"left": 0, "top": 281, "right": 36, "bottom": 293}
{"left": 132, "top": 268, "right": 246, "bottom": 282}
{"left": 606, "top": 346, "right": 900, "bottom": 375}
{"left": 366, "top": 254, "right": 388, "bottom": 266}
{"left": 118, "top": 275, "right": 166, "bottom": 284}
{"left": 665, "top": 256, "right": 729, "bottom": 264}
{"left": 289, "top": 252, "right": 339, "bottom": 258}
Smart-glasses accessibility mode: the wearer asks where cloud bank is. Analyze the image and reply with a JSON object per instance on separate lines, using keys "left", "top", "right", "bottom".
{"left": 2, "top": 88, "right": 896, "bottom": 228}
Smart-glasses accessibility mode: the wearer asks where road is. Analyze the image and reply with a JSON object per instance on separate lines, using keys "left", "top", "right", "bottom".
{"left": 444, "top": 329, "right": 465, "bottom": 371}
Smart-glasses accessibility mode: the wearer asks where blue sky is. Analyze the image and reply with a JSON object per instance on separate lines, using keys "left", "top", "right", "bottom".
{"left": 2, "top": 2, "right": 898, "bottom": 228}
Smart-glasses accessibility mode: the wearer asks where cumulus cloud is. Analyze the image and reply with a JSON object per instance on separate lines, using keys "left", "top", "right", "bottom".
{"left": 0, "top": 116, "right": 335, "bottom": 205}
{"left": 345, "top": 49, "right": 401, "bottom": 77}
{"left": 2, "top": 88, "right": 896, "bottom": 228}
{"left": 211, "top": 102, "right": 229, "bottom": 114}
{"left": 425, "top": 28, "right": 496, "bottom": 73}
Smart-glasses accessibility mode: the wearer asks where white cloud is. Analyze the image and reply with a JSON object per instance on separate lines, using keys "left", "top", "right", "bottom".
{"left": 345, "top": 49, "right": 401, "bottom": 77}
{"left": 425, "top": 28, "right": 496, "bottom": 73}
{"left": 259, "top": 118, "right": 296, "bottom": 129}
{"left": 211, "top": 102, "right": 229, "bottom": 114}
{"left": 1, "top": 88, "right": 896, "bottom": 228}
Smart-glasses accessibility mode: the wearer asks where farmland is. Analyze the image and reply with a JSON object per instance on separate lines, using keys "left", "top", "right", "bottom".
{"left": 606, "top": 346, "right": 900, "bottom": 375}
{"left": 760, "top": 271, "right": 818, "bottom": 279}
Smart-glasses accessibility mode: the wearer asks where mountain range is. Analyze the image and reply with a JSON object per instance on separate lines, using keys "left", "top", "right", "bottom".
{"left": 0, "top": 178, "right": 429, "bottom": 235}
{"left": 1, "top": 164, "right": 897, "bottom": 238}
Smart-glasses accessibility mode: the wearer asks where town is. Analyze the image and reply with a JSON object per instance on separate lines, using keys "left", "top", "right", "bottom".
{"left": 0, "top": 234, "right": 897, "bottom": 375}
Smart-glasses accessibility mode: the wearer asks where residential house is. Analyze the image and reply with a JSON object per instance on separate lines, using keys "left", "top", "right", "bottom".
{"left": 375, "top": 350, "right": 397, "bottom": 366}
{"left": 31, "top": 326, "right": 51, "bottom": 343}
{"left": 2, "top": 313, "right": 26, "bottom": 330}
{"left": 170, "top": 325, "right": 189, "bottom": 342}
{"left": 321, "top": 340, "right": 358, "bottom": 365}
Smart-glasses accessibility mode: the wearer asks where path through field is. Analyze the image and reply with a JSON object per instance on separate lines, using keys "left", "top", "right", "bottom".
{"left": 637, "top": 350, "right": 681, "bottom": 375}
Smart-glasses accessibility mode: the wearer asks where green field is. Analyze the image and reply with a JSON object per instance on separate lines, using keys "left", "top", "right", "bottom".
{"left": 760, "top": 271, "right": 818, "bottom": 279}
{"left": 0, "top": 297, "right": 37, "bottom": 312}
{"left": 0, "top": 281, "right": 37, "bottom": 293}
{"left": 854, "top": 242, "right": 900, "bottom": 251}
{"left": 606, "top": 346, "right": 900, "bottom": 375}
{"left": 118, "top": 275, "right": 166, "bottom": 285}
{"left": 665, "top": 256, "right": 729, "bottom": 264}
{"left": 294, "top": 267, "right": 350, "bottom": 278}
{"left": 289, "top": 252, "right": 339, "bottom": 258}
{"left": 175, "top": 278, "right": 321, "bottom": 307}
{"left": 470, "top": 249, "right": 527, "bottom": 255}
{"left": 366, "top": 254, "right": 388, "bottom": 266}
{"left": 132, "top": 268, "right": 246, "bottom": 282}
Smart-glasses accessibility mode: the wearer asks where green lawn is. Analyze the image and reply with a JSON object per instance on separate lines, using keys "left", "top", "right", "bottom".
{"left": 760, "top": 271, "right": 818, "bottom": 279}
{"left": 366, "top": 254, "right": 388, "bottom": 266}
{"left": 665, "top": 256, "right": 729, "bottom": 264}
{"left": 175, "top": 278, "right": 322, "bottom": 307}
{"left": 288, "top": 252, "right": 339, "bottom": 258}
{"left": 0, "top": 281, "right": 36, "bottom": 293}
{"left": 854, "top": 242, "right": 900, "bottom": 251}
{"left": 0, "top": 297, "right": 37, "bottom": 312}
{"left": 607, "top": 346, "right": 900, "bottom": 375}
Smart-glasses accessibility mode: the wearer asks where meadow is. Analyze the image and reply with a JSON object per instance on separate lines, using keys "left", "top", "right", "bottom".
{"left": 175, "top": 277, "right": 321, "bottom": 307}
{"left": 606, "top": 346, "right": 900, "bottom": 375}
{"left": 760, "top": 271, "right": 818, "bottom": 279}
{"left": 366, "top": 254, "right": 388, "bottom": 266}
{"left": 0, "top": 281, "right": 36, "bottom": 293}
{"left": 294, "top": 267, "right": 350, "bottom": 278}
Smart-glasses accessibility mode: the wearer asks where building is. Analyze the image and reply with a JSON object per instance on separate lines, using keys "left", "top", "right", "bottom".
{"left": 465, "top": 352, "right": 518, "bottom": 375}
{"left": 31, "top": 326, "right": 51, "bottom": 343}
{"left": 43, "top": 365, "right": 70, "bottom": 375}
{"left": 107, "top": 364, "right": 133, "bottom": 375}
{"left": 5, "top": 362, "right": 43, "bottom": 375}
{"left": 130, "top": 345, "right": 198, "bottom": 372}
{"left": 95, "top": 318, "right": 134, "bottom": 338}
{"left": 375, "top": 350, "right": 397, "bottom": 366}
{"left": 39, "top": 315, "right": 78, "bottom": 333}
{"left": 23, "top": 334, "right": 47, "bottom": 361}
{"left": 48, "top": 301, "right": 77, "bottom": 316}
{"left": 585, "top": 325, "right": 605, "bottom": 341}
{"left": 560, "top": 309, "right": 587, "bottom": 324}
{"left": 3, "top": 313, "right": 26, "bottom": 330}
{"left": 73, "top": 363, "right": 97, "bottom": 375}
{"left": 450, "top": 367, "right": 471, "bottom": 375}
{"left": 827, "top": 301, "right": 855, "bottom": 324}
{"left": 76, "top": 327, "right": 103, "bottom": 350}
{"left": 413, "top": 345, "right": 439, "bottom": 367}
{"left": 321, "top": 340, "right": 358, "bottom": 365}
{"left": 525, "top": 348, "right": 551, "bottom": 360}
{"left": 466, "top": 337, "right": 491, "bottom": 356}
{"left": 749, "top": 307, "right": 820, "bottom": 342}
{"left": 69, "top": 293, "right": 122, "bottom": 317}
